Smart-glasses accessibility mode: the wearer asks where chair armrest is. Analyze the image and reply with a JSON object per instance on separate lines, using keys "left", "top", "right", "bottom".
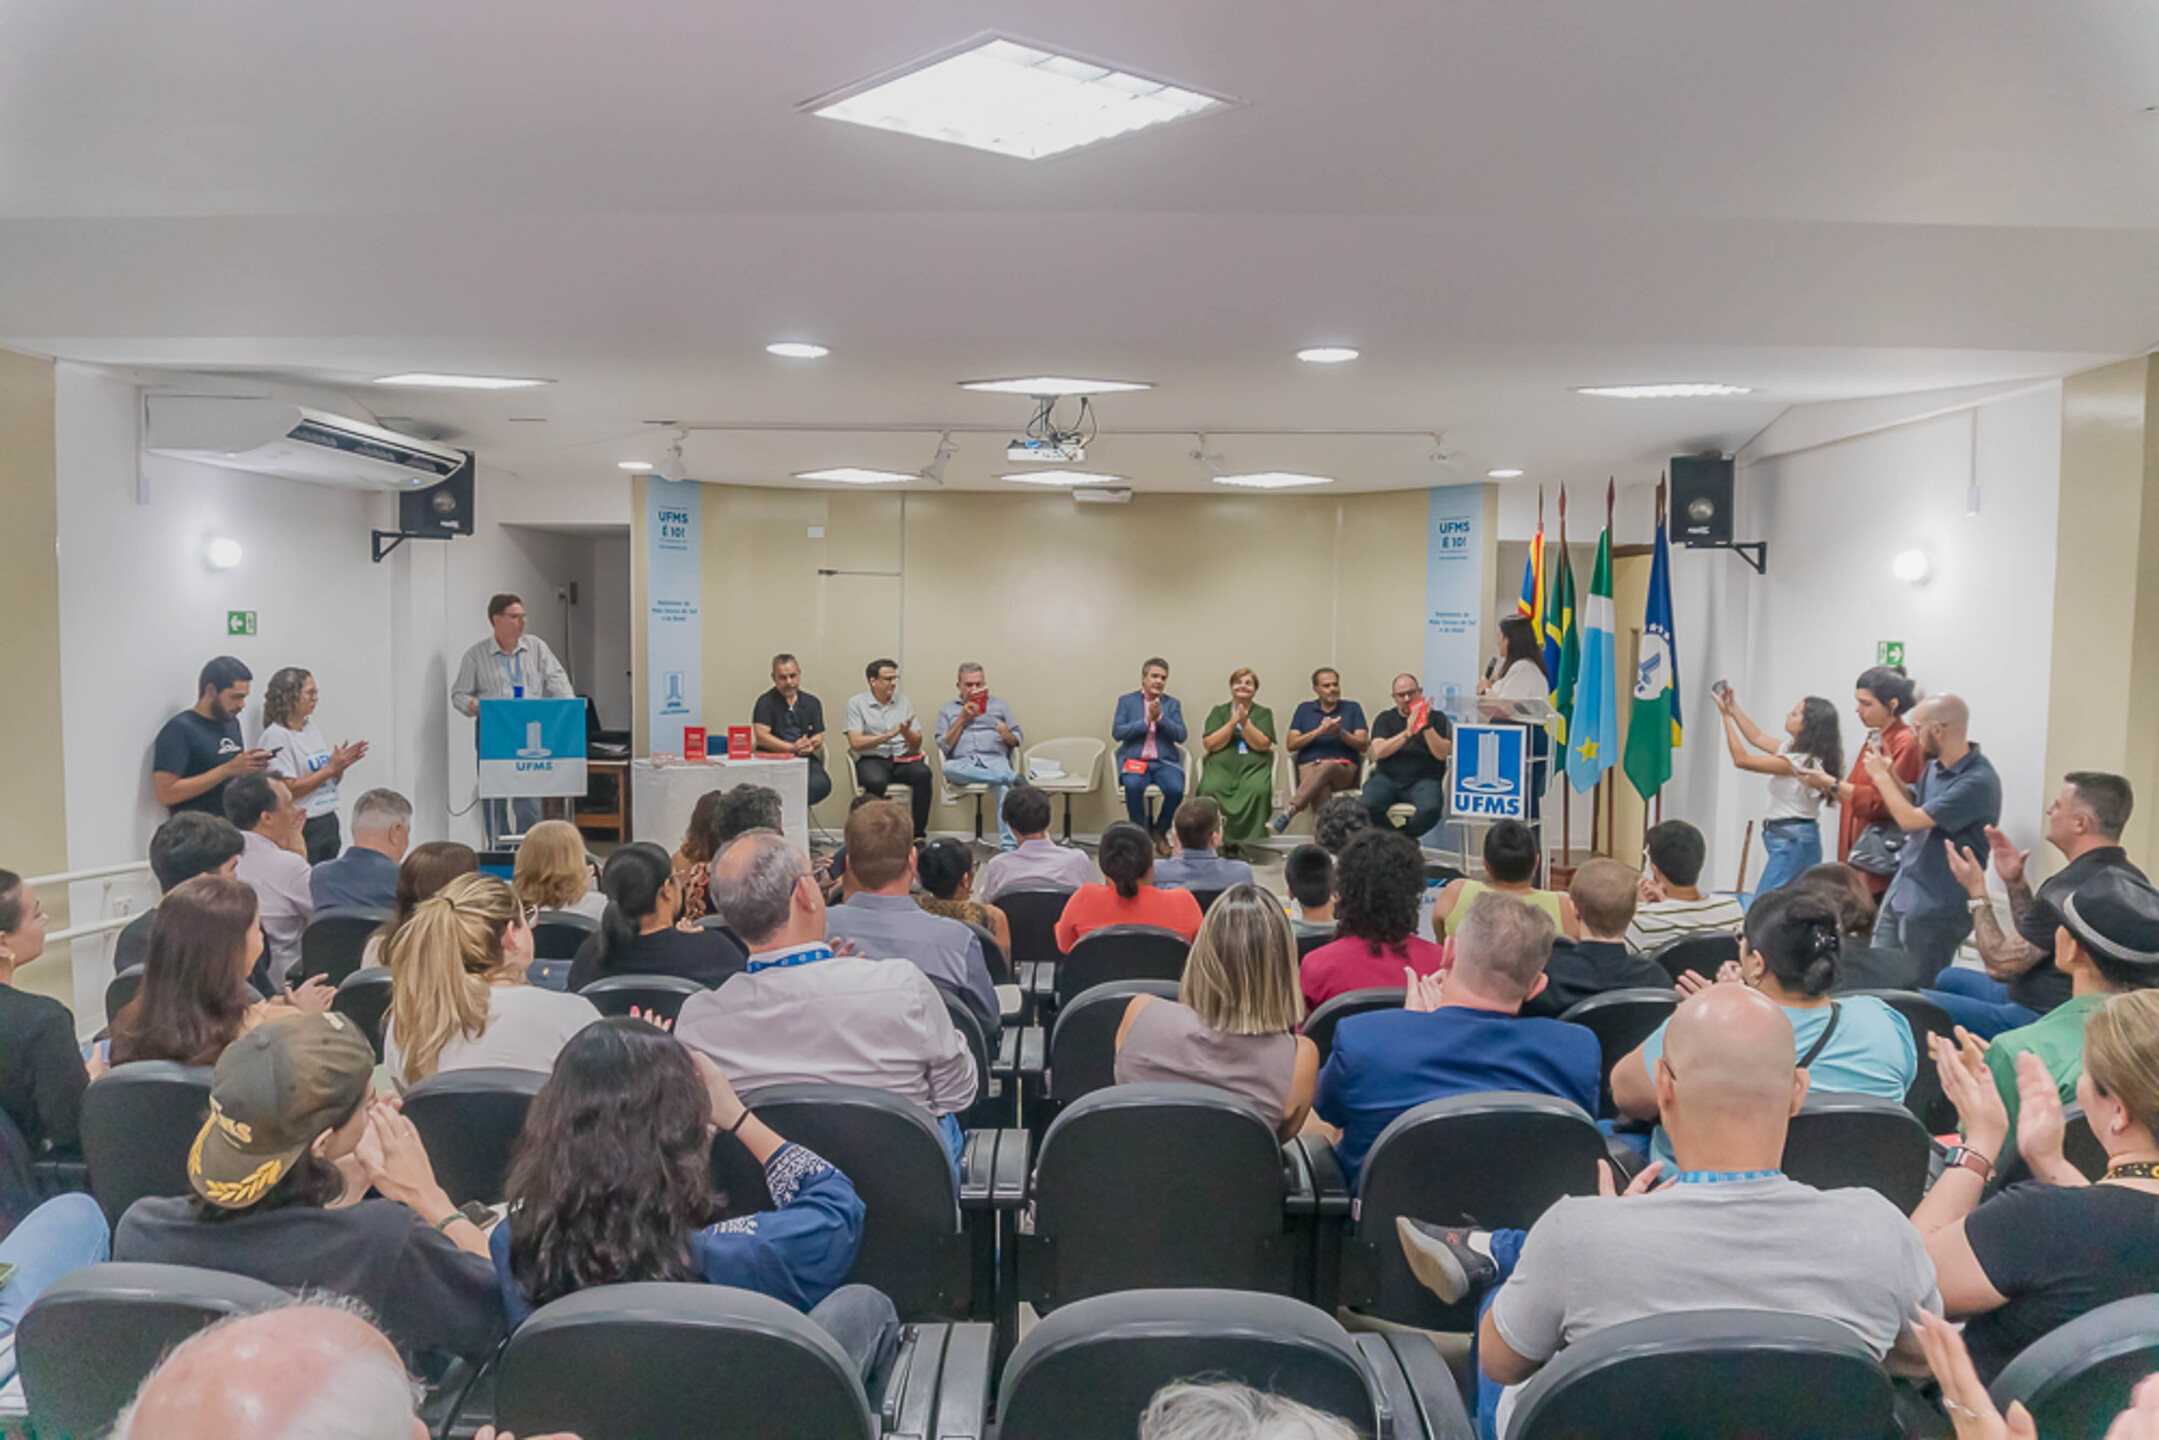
{"left": 1295, "top": 1134, "right": 1353, "bottom": 1218}
{"left": 934, "top": 1323, "right": 997, "bottom": 1440}
{"left": 959, "top": 1130, "right": 998, "bottom": 1210}
{"left": 993, "top": 1024, "right": 1021, "bottom": 1080}
{"left": 990, "top": 1127, "right": 1030, "bottom": 1208}
{"left": 996, "top": 983, "right": 1023, "bottom": 1024}
{"left": 1387, "top": 1331, "right": 1476, "bottom": 1440}
{"left": 1283, "top": 1139, "right": 1317, "bottom": 1217}
{"left": 1016, "top": 1026, "right": 1047, "bottom": 1079}
{"left": 881, "top": 1323, "right": 947, "bottom": 1437}
{"left": 1030, "top": 961, "right": 1057, "bottom": 1004}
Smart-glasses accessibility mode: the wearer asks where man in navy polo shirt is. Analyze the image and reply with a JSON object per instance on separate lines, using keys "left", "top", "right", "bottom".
{"left": 1862, "top": 694, "right": 2002, "bottom": 985}
{"left": 1314, "top": 891, "right": 1598, "bottom": 1185}
{"left": 1270, "top": 668, "right": 1370, "bottom": 835}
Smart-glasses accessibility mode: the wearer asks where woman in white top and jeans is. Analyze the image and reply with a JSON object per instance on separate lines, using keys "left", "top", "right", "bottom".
{"left": 1712, "top": 688, "right": 1843, "bottom": 897}
{"left": 258, "top": 667, "right": 368, "bottom": 864}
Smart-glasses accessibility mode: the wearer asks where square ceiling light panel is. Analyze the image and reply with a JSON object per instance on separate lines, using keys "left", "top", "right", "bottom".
{"left": 808, "top": 38, "right": 1232, "bottom": 161}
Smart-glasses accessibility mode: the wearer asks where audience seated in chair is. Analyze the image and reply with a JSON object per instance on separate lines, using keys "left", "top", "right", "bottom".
{"left": 0, "top": 1194, "right": 111, "bottom": 1377}
{"left": 109, "top": 876, "right": 333, "bottom": 1068}
{"left": 113, "top": 1012, "right": 508, "bottom": 1368}
{"left": 1284, "top": 845, "right": 1336, "bottom": 940}
{"left": 1964, "top": 867, "right": 2159, "bottom": 1164}
{"left": 1917, "top": 987, "right": 2159, "bottom": 1385}
{"left": 1614, "top": 889, "right": 1914, "bottom": 1172}
{"left": 1398, "top": 984, "right": 1939, "bottom": 1440}
{"left": 0, "top": 871, "right": 89, "bottom": 1158}
{"left": 913, "top": 837, "right": 1012, "bottom": 960}
{"left": 308, "top": 788, "right": 411, "bottom": 914}
{"left": 824, "top": 803, "right": 1000, "bottom": 1039}
{"left": 383, "top": 873, "right": 599, "bottom": 1092}
{"left": 1055, "top": 823, "right": 1205, "bottom": 952}
{"left": 1311, "top": 795, "right": 1371, "bottom": 857}
{"left": 1114, "top": 885, "right": 1321, "bottom": 1140}
{"left": 975, "top": 785, "right": 1096, "bottom": 901}
{"left": 1627, "top": 820, "right": 1745, "bottom": 953}
{"left": 362, "top": 840, "right": 478, "bottom": 970}
{"left": 675, "top": 784, "right": 783, "bottom": 922}
{"left": 496, "top": 1016, "right": 897, "bottom": 1382}
{"left": 565, "top": 843, "right": 746, "bottom": 993}
{"left": 1153, "top": 799, "right": 1257, "bottom": 892}
{"left": 1792, "top": 862, "right": 1921, "bottom": 993}
{"left": 225, "top": 774, "right": 314, "bottom": 991}
{"left": 514, "top": 819, "right": 604, "bottom": 923}
{"left": 1299, "top": 829, "right": 1446, "bottom": 1011}
{"left": 676, "top": 830, "right": 978, "bottom": 1172}
{"left": 1315, "top": 891, "right": 1597, "bottom": 1184}
{"left": 1522, "top": 859, "right": 1673, "bottom": 1019}
{"left": 1139, "top": 1381, "right": 1357, "bottom": 1440}
{"left": 116, "top": 813, "right": 247, "bottom": 974}
{"left": 1433, "top": 820, "right": 1579, "bottom": 941}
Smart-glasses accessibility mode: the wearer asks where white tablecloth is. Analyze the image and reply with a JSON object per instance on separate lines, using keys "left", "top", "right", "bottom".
{"left": 631, "top": 757, "right": 811, "bottom": 851}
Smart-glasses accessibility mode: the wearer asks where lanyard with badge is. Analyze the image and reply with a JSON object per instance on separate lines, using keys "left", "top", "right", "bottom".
{"left": 745, "top": 944, "right": 837, "bottom": 975}
{"left": 496, "top": 646, "right": 526, "bottom": 698}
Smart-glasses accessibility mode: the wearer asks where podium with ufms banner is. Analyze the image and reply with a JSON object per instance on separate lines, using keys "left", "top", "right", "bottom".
{"left": 479, "top": 697, "right": 588, "bottom": 808}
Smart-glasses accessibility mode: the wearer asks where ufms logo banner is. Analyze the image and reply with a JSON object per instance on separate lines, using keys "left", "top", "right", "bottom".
{"left": 656, "top": 507, "right": 692, "bottom": 550}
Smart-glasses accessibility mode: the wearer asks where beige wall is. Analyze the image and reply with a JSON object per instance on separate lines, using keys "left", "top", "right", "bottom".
{"left": 689, "top": 485, "right": 1446, "bottom": 837}
{"left": 2044, "top": 356, "right": 2159, "bottom": 868}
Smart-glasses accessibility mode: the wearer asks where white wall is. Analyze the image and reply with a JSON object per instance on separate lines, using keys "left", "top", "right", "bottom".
{"left": 1666, "top": 382, "right": 2064, "bottom": 891}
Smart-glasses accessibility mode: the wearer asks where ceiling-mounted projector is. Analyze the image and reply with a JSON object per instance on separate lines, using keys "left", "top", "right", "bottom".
{"left": 1008, "top": 438, "right": 1084, "bottom": 463}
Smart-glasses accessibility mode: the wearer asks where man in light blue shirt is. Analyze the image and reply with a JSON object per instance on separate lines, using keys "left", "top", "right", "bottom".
{"left": 822, "top": 800, "right": 1000, "bottom": 1040}
{"left": 936, "top": 663, "right": 1024, "bottom": 851}
{"left": 1153, "top": 798, "right": 1255, "bottom": 892}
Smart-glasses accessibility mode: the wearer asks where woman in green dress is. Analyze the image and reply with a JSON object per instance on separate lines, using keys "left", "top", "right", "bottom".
{"left": 1198, "top": 668, "right": 1277, "bottom": 851}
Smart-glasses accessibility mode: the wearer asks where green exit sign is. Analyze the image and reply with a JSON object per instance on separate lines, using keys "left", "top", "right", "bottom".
{"left": 1876, "top": 640, "right": 1904, "bottom": 667}
{"left": 227, "top": 610, "right": 257, "bottom": 637}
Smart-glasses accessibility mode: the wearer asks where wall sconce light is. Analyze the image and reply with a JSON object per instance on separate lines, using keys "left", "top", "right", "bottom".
{"left": 205, "top": 536, "right": 244, "bottom": 570}
{"left": 1892, "top": 549, "right": 1930, "bottom": 584}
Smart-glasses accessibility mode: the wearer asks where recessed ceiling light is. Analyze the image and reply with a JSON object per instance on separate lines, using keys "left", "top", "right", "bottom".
{"left": 1297, "top": 347, "right": 1359, "bottom": 364}
{"left": 999, "top": 470, "right": 1126, "bottom": 487}
{"left": 960, "top": 376, "right": 1152, "bottom": 395}
{"left": 807, "top": 37, "right": 1230, "bottom": 161}
{"left": 1574, "top": 383, "right": 1755, "bottom": 399}
{"left": 766, "top": 342, "right": 830, "bottom": 360}
{"left": 372, "top": 373, "right": 551, "bottom": 390}
{"left": 1213, "top": 472, "right": 1334, "bottom": 490}
{"left": 617, "top": 461, "right": 655, "bottom": 472}
{"left": 795, "top": 467, "right": 917, "bottom": 485}
{"left": 1487, "top": 468, "right": 1525, "bottom": 479}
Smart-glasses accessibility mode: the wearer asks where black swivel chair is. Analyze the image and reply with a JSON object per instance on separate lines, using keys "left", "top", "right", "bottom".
{"left": 401, "top": 1067, "right": 546, "bottom": 1206}
{"left": 1055, "top": 925, "right": 1189, "bottom": 1005}
{"left": 1506, "top": 1310, "right": 1900, "bottom": 1439}
{"left": 1991, "top": 1294, "right": 2159, "bottom": 1437}
{"left": 1779, "top": 1090, "right": 1933, "bottom": 1213}
{"left": 80, "top": 1062, "right": 214, "bottom": 1225}
{"left": 996, "top": 885, "right": 1076, "bottom": 973}
{"left": 1843, "top": 988, "right": 1957, "bottom": 1133}
{"left": 1560, "top": 988, "right": 1681, "bottom": 1120}
{"left": 578, "top": 973, "right": 705, "bottom": 1023}
{"left": 104, "top": 965, "right": 145, "bottom": 1025}
{"left": 295, "top": 907, "right": 394, "bottom": 986}
{"left": 1324, "top": 1093, "right": 1604, "bottom": 1329}
{"left": 1303, "top": 987, "right": 1406, "bottom": 1066}
{"left": 1990, "top": 1104, "right": 2108, "bottom": 1190}
{"left": 1646, "top": 931, "right": 1740, "bottom": 984}
{"left": 331, "top": 968, "right": 395, "bottom": 1061}
{"left": 18, "top": 1263, "right": 292, "bottom": 1440}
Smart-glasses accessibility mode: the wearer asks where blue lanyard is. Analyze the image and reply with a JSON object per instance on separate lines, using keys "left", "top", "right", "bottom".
{"left": 746, "top": 944, "right": 836, "bottom": 975}
{"left": 1673, "top": 1169, "right": 1782, "bottom": 1185}
{"left": 494, "top": 647, "right": 525, "bottom": 690}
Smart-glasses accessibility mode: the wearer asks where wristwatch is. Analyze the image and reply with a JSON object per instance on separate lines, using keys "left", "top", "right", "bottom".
{"left": 1967, "top": 895, "right": 1991, "bottom": 913}
{"left": 1942, "top": 1146, "right": 1994, "bottom": 1183}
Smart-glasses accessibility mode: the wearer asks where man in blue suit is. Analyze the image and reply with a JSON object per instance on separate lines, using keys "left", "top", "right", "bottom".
{"left": 1112, "top": 657, "right": 1187, "bottom": 857}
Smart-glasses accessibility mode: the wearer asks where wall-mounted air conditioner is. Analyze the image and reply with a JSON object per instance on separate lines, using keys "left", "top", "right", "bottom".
{"left": 144, "top": 395, "right": 466, "bottom": 490}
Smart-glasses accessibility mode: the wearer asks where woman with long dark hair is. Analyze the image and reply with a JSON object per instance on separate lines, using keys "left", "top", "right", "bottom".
{"left": 1711, "top": 687, "right": 1844, "bottom": 896}
{"left": 109, "top": 876, "right": 330, "bottom": 1067}
{"left": 1053, "top": 823, "right": 1204, "bottom": 951}
{"left": 1800, "top": 666, "right": 1924, "bottom": 898}
{"left": 564, "top": 842, "right": 746, "bottom": 991}
{"left": 497, "top": 1018, "right": 895, "bottom": 1378}
{"left": 1481, "top": 615, "right": 1549, "bottom": 702}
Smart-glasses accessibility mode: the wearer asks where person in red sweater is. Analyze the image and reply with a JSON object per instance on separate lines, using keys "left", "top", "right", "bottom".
{"left": 1300, "top": 828, "right": 1445, "bottom": 1011}
{"left": 1056, "top": 823, "right": 1204, "bottom": 952}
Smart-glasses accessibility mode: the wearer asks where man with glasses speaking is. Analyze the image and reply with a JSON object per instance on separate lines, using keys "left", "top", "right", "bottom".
{"left": 450, "top": 592, "right": 574, "bottom": 843}
{"left": 1364, "top": 673, "right": 1453, "bottom": 841}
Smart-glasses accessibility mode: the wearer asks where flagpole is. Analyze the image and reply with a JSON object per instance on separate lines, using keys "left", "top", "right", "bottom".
{"left": 1605, "top": 478, "right": 1617, "bottom": 855}
{"left": 1651, "top": 475, "right": 1667, "bottom": 829}
{"left": 1558, "top": 484, "right": 1571, "bottom": 871}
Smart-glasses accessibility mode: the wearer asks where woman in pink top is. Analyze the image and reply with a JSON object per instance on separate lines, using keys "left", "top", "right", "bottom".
{"left": 1055, "top": 824, "right": 1204, "bottom": 952}
{"left": 1300, "top": 829, "right": 1446, "bottom": 1011}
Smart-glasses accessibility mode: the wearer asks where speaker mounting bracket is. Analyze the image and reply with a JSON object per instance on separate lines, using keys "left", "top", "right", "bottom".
{"left": 1694, "top": 539, "right": 1768, "bottom": 575}
{"left": 371, "top": 530, "right": 450, "bottom": 564}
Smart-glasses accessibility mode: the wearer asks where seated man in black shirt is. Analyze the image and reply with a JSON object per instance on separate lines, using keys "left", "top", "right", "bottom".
{"left": 113, "top": 812, "right": 247, "bottom": 974}
{"left": 1523, "top": 858, "right": 1672, "bottom": 1018}
{"left": 1364, "top": 673, "right": 1452, "bottom": 839}
{"left": 752, "top": 652, "right": 831, "bottom": 806}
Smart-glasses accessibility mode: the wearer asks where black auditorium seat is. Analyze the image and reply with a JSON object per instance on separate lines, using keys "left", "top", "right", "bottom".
{"left": 80, "top": 1062, "right": 213, "bottom": 1225}
{"left": 577, "top": 972, "right": 705, "bottom": 1023}
{"left": 1057, "top": 925, "right": 1189, "bottom": 1005}
{"left": 104, "top": 965, "right": 145, "bottom": 1025}
{"left": 529, "top": 910, "right": 600, "bottom": 961}
{"left": 1991, "top": 1294, "right": 2159, "bottom": 1438}
{"left": 1778, "top": 1090, "right": 1933, "bottom": 1214}
{"left": 1303, "top": 987, "right": 1405, "bottom": 1066}
{"left": 401, "top": 1067, "right": 546, "bottom": 1206}
{"left": 1841, "top": 988, "right": 1957, "bottom": 1133}
{"left": 995, "top": 885, "right": 1074, "bottom": 973}
{"left": 1559, "top": 988, "right": 1680, "bottom": 1120}
{"left": 1646, "top": 931, "right": 1739, "bottom": 985}
{"left": 331, "top": 968, "right": 395, "bottom": 1061}
{"left": 295, "top": 907, "right": 393, "bottom": 986}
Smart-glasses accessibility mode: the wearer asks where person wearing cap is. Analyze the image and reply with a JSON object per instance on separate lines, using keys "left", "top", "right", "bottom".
{"left": 1968, "top": 866, "right": 2159, "bottom": 1157}
{"left": 113, "top": 1013, "right": 507, "bottom": 1367}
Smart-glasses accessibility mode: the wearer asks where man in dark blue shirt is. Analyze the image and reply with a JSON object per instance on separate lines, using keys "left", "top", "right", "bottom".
{"left": 1270, "top": 668, "right": 1370, "bottom": 836}
{"left": 1315, "top": 890, "right": 1599, "bottom": 1184}
{"left": 309, "top": 789, "right": 412, "bottom": 912}
{"left": 1863, "top": 694, "right": 2002, "bottom": 985}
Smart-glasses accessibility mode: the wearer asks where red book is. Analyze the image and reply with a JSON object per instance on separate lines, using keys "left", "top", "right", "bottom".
{"left": 1409, "top": 697, "right": 1431, "bottom": 733}
{"left": 726, "top": 726, "right": 753, "bottom": 760}
{"left": 683, "top": 726, "right": 707, "bottom": 763}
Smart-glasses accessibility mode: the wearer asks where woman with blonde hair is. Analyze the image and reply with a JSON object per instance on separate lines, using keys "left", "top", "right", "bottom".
{"left": 383, "top": 872, "right": 599, "bottom": 1090}
{"left": 513, "top": 820, "right": 604, "bottom": 921}
{"left": 1113, "top": 883, "right": 1320, "bottom": 1138}
{"left": 1196, "top": 668, "right": 1276, "bottom": 852}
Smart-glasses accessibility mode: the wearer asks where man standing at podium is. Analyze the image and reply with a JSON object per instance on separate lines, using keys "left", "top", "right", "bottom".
{"left": 450, "top": 592, "right": 574, "bottom": 844}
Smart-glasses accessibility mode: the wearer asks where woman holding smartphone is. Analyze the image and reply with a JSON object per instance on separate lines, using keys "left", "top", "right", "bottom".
{"left": 1711, "top": 684, "right": 1843, "bottom": 897}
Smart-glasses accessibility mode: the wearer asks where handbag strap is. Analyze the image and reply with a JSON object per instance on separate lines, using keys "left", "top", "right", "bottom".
{"left": 1798, "top": 1002, "right": 1842, "bottom": 1069}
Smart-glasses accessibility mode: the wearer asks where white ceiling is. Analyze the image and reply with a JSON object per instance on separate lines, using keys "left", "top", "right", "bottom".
{"left": 3, "top": 0, "right": 2154, "bottom": 494}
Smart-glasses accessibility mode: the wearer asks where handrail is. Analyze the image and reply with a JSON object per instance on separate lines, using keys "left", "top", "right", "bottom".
{"left": 45, "top": 913, "right": 139, "bottom": 945}
{"left": 26, "top": 861, "right": 152, "bottom": 888}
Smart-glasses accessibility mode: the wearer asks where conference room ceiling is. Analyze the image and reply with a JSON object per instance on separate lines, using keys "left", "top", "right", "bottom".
{"left": 2, "top": 1, "right": 2154, "bottom": 495}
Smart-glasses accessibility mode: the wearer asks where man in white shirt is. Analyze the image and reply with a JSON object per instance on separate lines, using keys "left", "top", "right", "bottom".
{"left": 676, "top": 829, "right": 979, "bottom": 1172}
{"left": 448, "top": 592, "right": 574, "bottom": 844}
{"left": 845, "top": 658, "right": 933, "bottom": 839}
{"left": 1627, "top": 820, "right": 1746, "bottom": 953}
{"left": 223, "top": 774, "right": 314, "bottom": 993}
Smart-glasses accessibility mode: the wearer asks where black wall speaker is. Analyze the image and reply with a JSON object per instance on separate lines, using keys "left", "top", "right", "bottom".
{"left": 399, "top": 449, "right": 475, "bottom": 536}
{"left": 1670, "top": 454, "right": 1733, "bottom": 547}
